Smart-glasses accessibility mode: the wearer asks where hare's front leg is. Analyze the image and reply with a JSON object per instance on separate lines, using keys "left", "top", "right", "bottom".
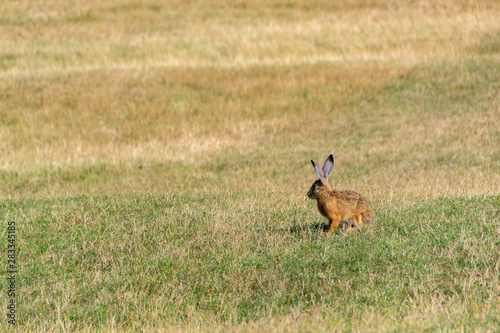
{"left": 326, "top": 216, "right": 341, "bottom": 233}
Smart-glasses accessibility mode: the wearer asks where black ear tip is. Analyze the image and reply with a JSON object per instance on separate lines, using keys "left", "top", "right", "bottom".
{"left": 311, "top": 160, "right": 315, "bottom": 165}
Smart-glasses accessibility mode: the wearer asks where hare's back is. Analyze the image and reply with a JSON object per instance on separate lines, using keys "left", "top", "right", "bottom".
{"left": 338, "top": 190, "right": 372, "bottom": 209}
{"left": 338, "top": 190, "right": 365, "bottom": 201}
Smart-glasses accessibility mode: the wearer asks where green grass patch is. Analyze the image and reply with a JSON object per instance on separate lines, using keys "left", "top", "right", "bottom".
{"left": 1, "top": 194, "right": 498, "bottom": 331}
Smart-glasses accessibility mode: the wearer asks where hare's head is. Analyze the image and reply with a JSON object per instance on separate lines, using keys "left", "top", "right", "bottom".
{"left": 307, "top": 154, "right": 334, "bottom": 199}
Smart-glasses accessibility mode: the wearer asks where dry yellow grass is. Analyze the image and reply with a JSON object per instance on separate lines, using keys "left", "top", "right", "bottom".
{"left": 1, "top": 0, "right": 499, "bottom": 200}
{"left": 1, "top": 0, "right": 498, "bottom": 77}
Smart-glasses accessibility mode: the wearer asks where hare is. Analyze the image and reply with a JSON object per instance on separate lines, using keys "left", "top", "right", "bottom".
{"left": 307, "top": 154, "right": 374, "bottom": 232}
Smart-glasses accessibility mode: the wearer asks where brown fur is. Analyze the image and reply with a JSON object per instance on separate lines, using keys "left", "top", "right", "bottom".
{"left": 308, "top": 155, "right": 375, "bottom": 232}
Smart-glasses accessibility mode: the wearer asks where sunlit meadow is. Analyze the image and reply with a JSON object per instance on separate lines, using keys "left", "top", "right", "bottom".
{"left": 0, "top": 0, "right": 499, "bottom": 331}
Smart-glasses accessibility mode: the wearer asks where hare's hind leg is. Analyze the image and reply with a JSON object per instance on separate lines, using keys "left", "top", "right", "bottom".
{"left": 351, "top": 217, "right": 362, "bottom": 231}
{"left": 356, "top": 215, "right": 365, "bottom": 228}
{"left": 343, "top": 215, "right": 362, "bottom": 231}
{"left": 362, "top": 208, "right": 375, "bottom": 225}
{"left": 346, "top": 218, "right": 359, "bottom": 229}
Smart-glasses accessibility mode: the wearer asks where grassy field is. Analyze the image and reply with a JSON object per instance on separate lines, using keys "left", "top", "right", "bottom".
{"left": 1, "top": 0, "right": 499, "bottom": 331}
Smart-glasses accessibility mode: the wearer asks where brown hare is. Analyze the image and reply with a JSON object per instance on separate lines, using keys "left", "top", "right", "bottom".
{"left": 307, "top": 154, "right": 374, "bottom": 232}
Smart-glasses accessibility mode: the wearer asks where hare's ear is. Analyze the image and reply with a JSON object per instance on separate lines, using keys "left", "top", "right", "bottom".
{"left": 322, "top": 154, "right": 334, "bottom": 180}
{"left": 311, "top": 160, "right": 324, "bottom": 182}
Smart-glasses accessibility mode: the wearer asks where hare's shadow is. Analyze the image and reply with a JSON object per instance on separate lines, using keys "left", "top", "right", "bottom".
{"left": 289, "top": 220, "right": 358, "bottom": 234}
{"left": 289, "top": 223, "right": 329, "bottom": 234}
